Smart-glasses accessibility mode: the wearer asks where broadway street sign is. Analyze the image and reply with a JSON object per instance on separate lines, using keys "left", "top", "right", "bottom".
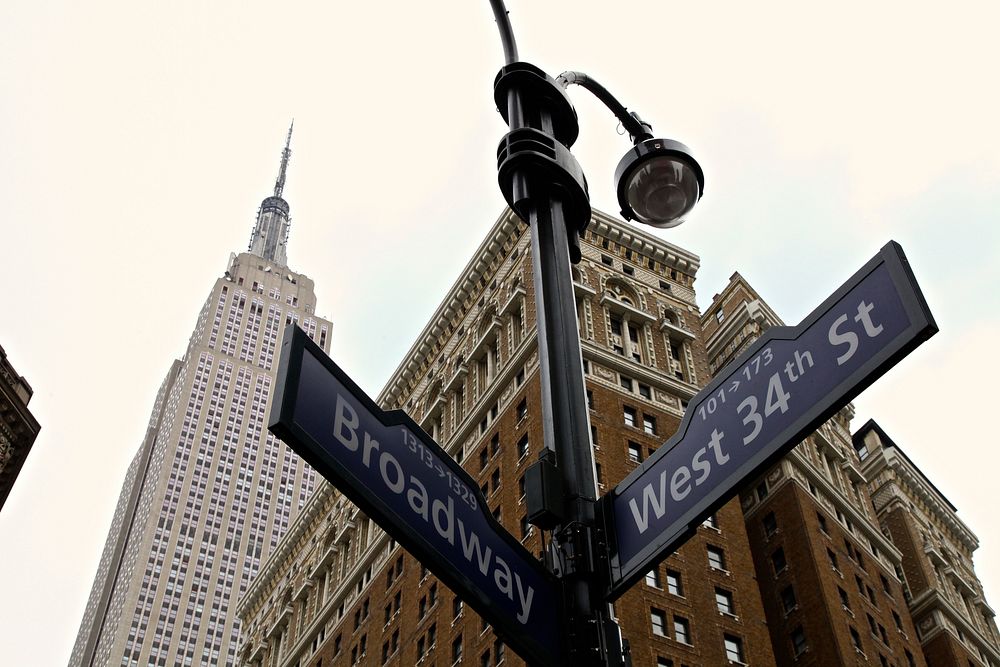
{"left": 269, "top": 327, "right": 563, "bottom": 665}
{"left": 600, "top": 241, "right": 937, "bottom": 600}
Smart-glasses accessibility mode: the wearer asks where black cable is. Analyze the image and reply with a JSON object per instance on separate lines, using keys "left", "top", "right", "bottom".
{"left": 557, "top": 71, "right": 653, "bottom": 143}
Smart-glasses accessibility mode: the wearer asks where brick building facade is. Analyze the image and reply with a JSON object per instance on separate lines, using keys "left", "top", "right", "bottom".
{"left": 236, "top": 214, "right": 999, "bottom": 667}
{"left": 855, "top": 420, "right": 1000, "bottom": 667}
{"left": 235, "top": 209, "right": 776, "bottom": 667}
{"left": 702, "top": 274, "right": 928, "bottom": 667}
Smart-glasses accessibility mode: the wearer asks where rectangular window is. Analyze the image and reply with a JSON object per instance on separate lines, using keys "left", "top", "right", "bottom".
{"left": 828, "top": 548, "right": 840, "bottom": 572}
{"left": 666, "top": 570, "right": 683, "bottom": 597}
{"left": 856, "top": 441, "right": 869, "bottom": 460}
{"left": 723, "top": 635, "right": 744, "bottom": 663}
{"left": 643, "top": 415, "right": 657, "bottom": 435}
{"left": 628, "top": 442, "right": 643, "bottom": 463}
{"left": 771, "top": 547, "right": 787, "bottom": 574}
{"left": 638, "top": 383, "right": 651, "bottom": 399}
{"left": 708, "top": 546, "right": 727, "bottom": 571}
{"left": 817, "top": 511, "right": 829, "bottom": 534}
{"left": 493, "top": 639, "right": 504, "bottom": 666}
{"left": 763, "top": 511, "right": 777, "bottom": 537}
{"left": 791, "top": 626, "right": 807, "bottom": 656}
{"left": 715, "top": 588, "right": 735, "bottom": 615}
{"left": 880, "top": 574, "right": 892, "bottom": 596}
{"left": 586, "top": 389, "right": 594, "bottom": 410}
{"left": 673, "top": 616, "right": 691, "bottom": 645}
{"left": 645, "top": 568, "right": 661, "bottom": 589}
{"left": 517, "top": 434, "right": 529, "bottom": 459}
{"left": 781, "top": 585, "right": 797, "bottom": 614}
{"left": 516, "top": 399, "right": 527, "bottom": 421}
{"left": 452, "top": 635, "right": 463, "bottom": 664}
{"left": 650, "top": 608, "right": 667, "bottom": 636}
{"left": 839, "top": 586, "right": 851, "bottom": 611}
{"left": 623, "top": 406, "right": 637, "bottom": 428}
{"left": 620, "top": 375, "right": 633, "bottom": 391}
{"left": 850, "top": 626, "right": 864, "bottom": 654}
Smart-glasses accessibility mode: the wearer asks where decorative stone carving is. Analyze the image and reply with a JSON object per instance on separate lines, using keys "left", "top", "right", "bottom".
{"left": 594, "top": 365, "right": 616, "bottom": 382}
{"left": 0, "top": 433, "right": 12, "bottom": 472}
{"left": 767, "top": 467, "right": 784, "bottom": 485}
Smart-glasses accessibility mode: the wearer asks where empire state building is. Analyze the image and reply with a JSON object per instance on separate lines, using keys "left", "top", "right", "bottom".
{"left": 70, "top": 125, "right": 331, "bottom": 667}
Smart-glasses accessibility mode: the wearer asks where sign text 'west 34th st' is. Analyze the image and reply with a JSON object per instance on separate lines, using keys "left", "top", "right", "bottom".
{"left": 600, "top": 241, "right": 937, "bottom": 599}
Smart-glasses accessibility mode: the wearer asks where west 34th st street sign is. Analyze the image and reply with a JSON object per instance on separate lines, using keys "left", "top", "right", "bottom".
{"left": 599, "top": 241, "right": 937, "bottom": 600}
{"left": 269, "top": 327, "right": 564, "bottom": 666}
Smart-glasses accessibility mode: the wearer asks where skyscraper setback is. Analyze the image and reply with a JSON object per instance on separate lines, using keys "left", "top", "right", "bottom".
{"left": 70, "top": 125, "right": 332, "bottom": 667}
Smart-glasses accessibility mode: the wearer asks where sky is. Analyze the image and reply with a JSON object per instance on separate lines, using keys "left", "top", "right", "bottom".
{"left": 1, "top": 1, "right": 999, "bottom": 664}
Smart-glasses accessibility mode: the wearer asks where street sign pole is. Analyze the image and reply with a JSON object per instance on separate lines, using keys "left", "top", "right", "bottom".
{"left": 269, "top": 326, "right": 564, "bottom": 665}
{"left": 493, "top": 60, "right": 629, "bottom": 667}
{"left": 599, "top": 241, "right": 937, "bottom": 599}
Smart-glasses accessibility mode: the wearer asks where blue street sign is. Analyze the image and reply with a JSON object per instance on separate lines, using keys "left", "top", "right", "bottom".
{"left": 269, "top": 327, "right": 564, "bottom": 665}
{"left": 600, "top": 241, "right": 937, "bottom": 599}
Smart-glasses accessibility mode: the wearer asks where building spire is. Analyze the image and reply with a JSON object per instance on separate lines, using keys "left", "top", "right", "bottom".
{"left": 248, "top": 122, "right": 294, "bottom": 266}
{"left": 273, "top": 120, "right": 293, "bottom": 198}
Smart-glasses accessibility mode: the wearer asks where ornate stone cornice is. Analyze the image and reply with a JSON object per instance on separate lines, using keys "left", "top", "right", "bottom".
{"left": 864, "top": 447, "right": 978, "bottom": 553}
{"left": 909, "top": 588, "right": 1000, "bottom": 663}
{"left": 587, "top": 210, "right": 700, "bottom": 275}
{"left": 581, "top": 341, "right": 699, "bottom": 402}
{"left": 379, "top": 208, "right": 702, "bottom": 411}
{"left": 378, "top": 209, "right": 525, "bottom": 408}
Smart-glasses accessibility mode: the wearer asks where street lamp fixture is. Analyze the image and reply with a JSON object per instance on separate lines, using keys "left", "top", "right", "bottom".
{"left": 553, "top": 70, "right": 704, "bottom": 229}
{"left": 615, "top": 137, "right": 704, "bottom": 228}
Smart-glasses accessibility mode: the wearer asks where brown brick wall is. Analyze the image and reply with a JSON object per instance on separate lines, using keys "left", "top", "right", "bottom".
{"left": 746, "top": 481, "right": 926, "bottom": 667}
{"left": 881, "top": 506, "right": 933, "bottom": 599}
{"left": 923, "top": 629, "right": 979, "bottom": 667}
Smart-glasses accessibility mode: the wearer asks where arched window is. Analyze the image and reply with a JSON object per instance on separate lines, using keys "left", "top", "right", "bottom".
{"left": 601, "top": 278, "right": 654, "bottom": 364}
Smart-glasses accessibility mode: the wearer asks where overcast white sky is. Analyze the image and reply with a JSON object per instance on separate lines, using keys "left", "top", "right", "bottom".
{"left": 2, "top": 1, "right": 999, "bottom": 664}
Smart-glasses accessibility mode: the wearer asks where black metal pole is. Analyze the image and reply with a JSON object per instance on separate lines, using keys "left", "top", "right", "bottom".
{"left": 488, "top": 4, "right": 627, "bottom": 665}
{"left": 527, "top": 198, "right": 622, "bottom": 667}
